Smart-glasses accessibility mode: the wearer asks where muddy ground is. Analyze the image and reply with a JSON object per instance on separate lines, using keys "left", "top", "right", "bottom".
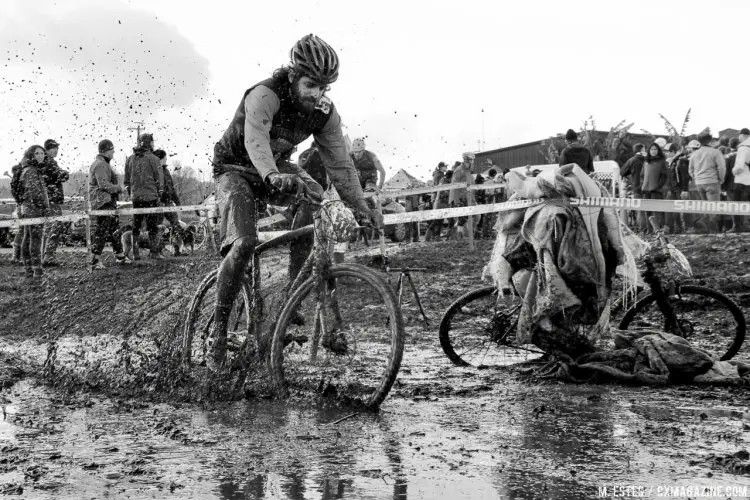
{"left": 1, "top": 234, "right": 750, "bottom": 499}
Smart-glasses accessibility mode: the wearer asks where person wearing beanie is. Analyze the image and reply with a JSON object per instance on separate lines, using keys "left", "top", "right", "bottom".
{"left": 732, "top": 128, "right": 750, "bottom": 232}
{"left": 559, "top": 129, "right": 594, "bottom": 174}
{"left": 39, "top": 138, "right": 69, "bottom": 266}
{"left": 124, "top": 132, "right": 164, "bottom": 259}
{"left": 153, "top": 149, "right": 186, "bottom": 256}
{"left": 89, "top": 140, "right": 130, "bottom": 269}
{"left": 18, "top": 145, "right": 50, "bottom": 280}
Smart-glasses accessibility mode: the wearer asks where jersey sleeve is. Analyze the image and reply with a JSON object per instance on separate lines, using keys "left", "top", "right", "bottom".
{"left": 244, "top": 85, "right": 281, "bottom": 181}
{"left": 314, "top": 109, "right": 367, "bottom": 211}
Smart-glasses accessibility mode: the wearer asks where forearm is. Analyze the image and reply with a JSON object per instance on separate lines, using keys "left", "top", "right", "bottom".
{"left": 244, "top": 87, "right": 280, "bottom": 181}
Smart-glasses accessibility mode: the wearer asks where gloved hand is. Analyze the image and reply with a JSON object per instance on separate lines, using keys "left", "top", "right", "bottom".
{"left": 353, "top": 205, "right": 382, "bottom": 230}
{"left": 680, "top": 191, "right": 689, "bottom": 200}
{"left": 267, "top": 172, "right": 308, "bottom": 196}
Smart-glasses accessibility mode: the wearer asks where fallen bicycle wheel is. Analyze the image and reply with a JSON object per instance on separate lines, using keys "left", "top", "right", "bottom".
{"left": 619, "top": 285, "right": 746, "bottom": 361}
{"left": 182, "top": 266, "right": 255, "bottom": 367}
{"left": 269, "top": 263, "right": 405, "bottom": 409}
{"left": 439, "top": 286, "right": 544, "bottom": 368}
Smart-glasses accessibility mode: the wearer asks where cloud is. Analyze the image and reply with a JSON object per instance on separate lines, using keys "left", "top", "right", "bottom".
{"left": 0, "top": 0, "right": 211, "bottom": 109}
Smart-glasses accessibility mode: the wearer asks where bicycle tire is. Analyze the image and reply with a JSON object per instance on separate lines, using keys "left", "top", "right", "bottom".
{"left": 269, "top": 263, "right": 405, "bottom": 409}
{"left": 618, "top": 284, "right": 746, "bottom": 361}
{"left": 182, "top": 268, "right": 254, "bottom": 366}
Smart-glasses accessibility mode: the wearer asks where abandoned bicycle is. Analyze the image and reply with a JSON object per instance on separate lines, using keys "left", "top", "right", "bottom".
{"left": 181, "top": 192, "right": 405, "bottom": 408}
{"left": 439, "top": 218, "right": 746, "bottom": 368}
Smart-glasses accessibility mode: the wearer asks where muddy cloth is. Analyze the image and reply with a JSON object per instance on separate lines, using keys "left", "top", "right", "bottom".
{"left": 486, "top": 165, "right": 633, "bottom": 358}
{"left": 570, "top": 330, "right": 750, "bottom": 385}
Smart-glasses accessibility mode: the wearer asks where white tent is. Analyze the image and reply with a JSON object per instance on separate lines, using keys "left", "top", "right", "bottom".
{"left": 383, "top": 169, "right": 426, "bottom": 191}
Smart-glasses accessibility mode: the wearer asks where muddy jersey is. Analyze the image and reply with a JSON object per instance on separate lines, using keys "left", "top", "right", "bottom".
{"left": 212, "top": 74, "right": 365, "bottom": 210}
{"left": 351, "top": 150, "right": 379, "bottom": 189}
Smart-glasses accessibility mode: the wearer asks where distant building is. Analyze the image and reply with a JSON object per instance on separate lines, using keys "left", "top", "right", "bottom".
{"left": 719, "top": 128, "right": 740, "bottom": 139}
{"left": 472, "top": 130, "right": 668, "bottom": 173}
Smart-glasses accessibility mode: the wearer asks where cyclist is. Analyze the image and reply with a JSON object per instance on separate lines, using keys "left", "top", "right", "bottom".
{"left": 210, "top": 34, "right": 377, "bottom": 368}
{"left": 350, "top": 138, "right": 386, "bottom": 192}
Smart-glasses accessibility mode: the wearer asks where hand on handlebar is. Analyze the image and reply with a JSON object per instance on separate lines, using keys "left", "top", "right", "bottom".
{"left": 267, "top": 172, "right": 307, "bottom": 195}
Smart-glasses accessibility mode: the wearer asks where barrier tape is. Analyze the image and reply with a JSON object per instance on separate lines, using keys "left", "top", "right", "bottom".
{"left": 381, "top": 197, "right": 750, "bottom": 225}
{"left": 5, "top": 196, "right": 749, "bottom": 229}
{"left": 89, "top": 203, "right": 213, "bottom": 216}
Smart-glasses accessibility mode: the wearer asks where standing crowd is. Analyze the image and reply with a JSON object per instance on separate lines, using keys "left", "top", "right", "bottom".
{"left": 620, "top": 128, "right": 750, "bottom": 234}
{"left": 8, "top": 133, "right": 188, "bottom": 279}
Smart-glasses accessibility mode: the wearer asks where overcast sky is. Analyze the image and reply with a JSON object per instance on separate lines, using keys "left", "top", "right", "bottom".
{"left": 1, "top": 0, "right": 749, "bottom": 182}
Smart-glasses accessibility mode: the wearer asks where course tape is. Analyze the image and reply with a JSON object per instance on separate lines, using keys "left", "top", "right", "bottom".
{"left": 4, "top": 196, "right": 749, "bottom": 229}
{"left": 382, "top": 197, "right": 750, "bottom": 225}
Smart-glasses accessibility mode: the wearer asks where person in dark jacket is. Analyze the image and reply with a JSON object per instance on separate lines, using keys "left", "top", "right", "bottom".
{"left": 619, "top": 143, "right": 646, "bottom": 228}
{"left": 723, "top": 137, "right": 740, "bottom": 232}
{"left": 425, "top": 161, "right": 448, "bottom": 241}
{"left": 426, "top": 169, "right": 452, "bottom": 242}
{"left": 39, "top": 139, "right": 69, "bottom": 266}
{"left": 639, "top": 142, "right": 668, "bottom": 233}
{"left": 19, "top": 145, "right": 50, "bottom": 279}
{"left": 153, "top": 149, "right": 186, "bottom": 256}
{"left": 124, "top": 133, "right": 164, "bottom": 260}
{"left": 89, "top": 140, "right": 131, "bottom": 269}
{"left": 559, "top": 129, "right": 594, "bottom": 174}
{"left": 9, "top": 162, "right": 24, "bottom": 264}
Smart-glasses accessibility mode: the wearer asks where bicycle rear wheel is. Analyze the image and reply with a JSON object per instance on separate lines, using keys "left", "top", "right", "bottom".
{"left": 269, "top": 263, "right": 404, "bottom": 409}
{"left": 439, "top": 286, "right": 543, "bottom": 368}
{"left": 618, "top": 285, "right": 746, "bottom": 361}
{"left": 182, "top": 267, "right": 254, "bottom": 367}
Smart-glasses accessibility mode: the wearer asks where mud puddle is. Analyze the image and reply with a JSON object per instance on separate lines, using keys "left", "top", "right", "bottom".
{"left": 3, "top": 376, "right": 750, "bottom": 499}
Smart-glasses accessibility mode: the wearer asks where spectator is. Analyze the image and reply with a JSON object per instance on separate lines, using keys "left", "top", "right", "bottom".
{"left": 620, "top": 143, "right": 646, "bottom": 227}
{"left": 19, "top": 145, "right": 50, "bottom": 280}
{"left": 732, "top": 128, "right": 750, "bottom": 232}
{"left": 664, "top": 143, "right": 688, "bottom": 233}
{"left": 431, "top": 161, "right": 447, "bottom": 206}
{"left": 404, "top": 194, "right": 421, "bottom": 243}
{"left": 620, "top": 144, "right": 646, "bottom": 193}
{"left": 9, "top": 162, "right": 24, "bottom": 264}
{"left": 559, "top": 129, "right": 594, "bottom": 174}
{"left": 426, "top": 170, "right": 452, "bottom": 241}
{"left": 722, "top": 137, "right": 739, "bottom": 232}
{"left": 89, "top": 140, "right": 131, "bottom": 269}
{"left": 689, "top": 131, "right": 726, "bottom": 233}
{"left": 640, "top": 142, "right": 667, "bottom": 233}
{"left": 124, "top": 133, "right": 164, "bottom": 259}
{"left": 153, "top": 149, "right": 186, "bottom": 256}
{"left": 448, "top": 152, "right": 475, "bottom": 239}
{"left": 39, "top": 139, "right": 69, "bottom": 266}
{"left": 717, "top": 136, "right": 732, "bottom": 155}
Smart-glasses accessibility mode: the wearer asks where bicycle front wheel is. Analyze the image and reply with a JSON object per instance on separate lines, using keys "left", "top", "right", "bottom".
{"left": 182, "top": 267, "right": 254, "bottom": 367}
{"left": 618, "top": 285, "right": 746, "bottom": 361}
{"left": 439, "top": 286, "right": 543, "bottom": 368}
{"left": 269, "top": 263, "right": 405, "bottom": 409}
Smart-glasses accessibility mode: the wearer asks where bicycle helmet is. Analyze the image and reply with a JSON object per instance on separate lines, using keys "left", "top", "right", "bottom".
{"left": 352, "top": 138, "right": 366, "bottom": 152}
{"left": 290, "top": 34, "right": 339, "bottom": 84}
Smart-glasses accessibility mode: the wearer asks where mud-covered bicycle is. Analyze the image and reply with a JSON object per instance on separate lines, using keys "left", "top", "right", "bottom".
{"left": 439, "top": 219, "right": 746, "bottom": 368}
{"left": 181, "top": 193, "right": 405, "bottom": 408}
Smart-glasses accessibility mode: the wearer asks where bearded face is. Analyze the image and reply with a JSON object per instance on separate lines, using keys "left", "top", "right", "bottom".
{"left": 290, "top": 75, "right": 327, "bottom": 113}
